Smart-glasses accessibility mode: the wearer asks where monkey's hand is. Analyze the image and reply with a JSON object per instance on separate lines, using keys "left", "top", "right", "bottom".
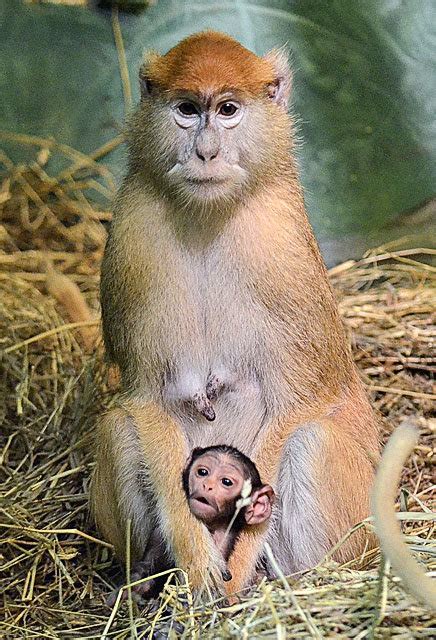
{"left": 224, "top": 523, "right": 269, "bottom": 596}
{"left": 222, "top": 569, "right": 232, "bottom": 581}
{"left": 164, "top": 501, "right": 225, "bottom": 593}
{"left": 192, "top": 369, "right": 231, "bottom": 420}
{"left": 125, "top": 400, "right": 225, "bottom": 595}
{"left": 192, "top": 391, "right": 216, "bottom": 421}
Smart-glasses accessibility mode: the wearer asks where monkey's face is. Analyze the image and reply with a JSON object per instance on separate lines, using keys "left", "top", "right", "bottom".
{"left": 165, "top": 92, "right": 250, "bottom": 203}
{"left": 133, "top": 89, "right": 289, "bottom": 208}
{"left": 187, "top": 452, "right": 245, "bottom": 525}
{"left": 130, "top": 34, "right": 292, "bottom": 209}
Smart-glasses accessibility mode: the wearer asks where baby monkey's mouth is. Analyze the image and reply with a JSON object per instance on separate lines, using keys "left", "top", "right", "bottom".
{"left": 190, "top": 493, "right": 218, "bottom": 512}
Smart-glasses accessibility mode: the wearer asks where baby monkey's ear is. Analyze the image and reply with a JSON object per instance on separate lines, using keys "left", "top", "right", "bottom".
{"left": 244, "top": 485, "right": 275, "bottom": 525}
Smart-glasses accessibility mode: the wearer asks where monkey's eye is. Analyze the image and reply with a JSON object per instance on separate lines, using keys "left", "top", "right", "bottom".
{"left": 197, "top": 467, "right": 209, "bottom": 477}
{"left": 221, "top": 477, "right": 233, "bottom": 487}
{"left": 177, "top": 102, "right": 199, "bottom": 117}
{"left": 218, "top": 102, "right": 238, "bottom": 117}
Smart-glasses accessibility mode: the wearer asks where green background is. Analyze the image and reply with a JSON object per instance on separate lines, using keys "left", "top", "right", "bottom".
{"left": 1, "top": 0, "right": 435, "bottom": 263}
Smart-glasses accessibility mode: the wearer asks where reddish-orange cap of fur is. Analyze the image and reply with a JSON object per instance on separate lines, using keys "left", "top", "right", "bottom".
{"left": 143, "top": 31, "right": 276, "bottom": 97}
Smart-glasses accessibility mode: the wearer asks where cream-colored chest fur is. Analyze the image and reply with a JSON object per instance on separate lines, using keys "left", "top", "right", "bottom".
{"left": 139, "top": 221, "right": 270, "bottom": 452}
{"left": 113, "top": 185, "right": 331, "bottom": 452}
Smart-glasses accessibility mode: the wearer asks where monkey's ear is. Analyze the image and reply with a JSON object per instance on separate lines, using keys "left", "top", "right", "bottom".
{"left": 245, "top": 485, "right": 275, "bottom": 525}
{"left": 264, "top": 48, "right": 292, "bottom": 109}
{"left": 139, "top": 51, "right": 160, "bottom": 99}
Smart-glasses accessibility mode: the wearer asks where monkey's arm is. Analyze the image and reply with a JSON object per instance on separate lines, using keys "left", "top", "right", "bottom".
{"left": 225, "top": 412, "right": 307, "bottom": 595}
{"left": 372, "top": 422, "right": 436, "bottom": 610}
{"left": 226, "top": 394, "right": 379, "bottom": 596}
{"left": 123, "top": 400, "right": 225, "bottom": 594}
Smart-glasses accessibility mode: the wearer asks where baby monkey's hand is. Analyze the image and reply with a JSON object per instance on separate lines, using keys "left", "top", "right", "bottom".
{"left": 222, "top": 569, "right": 232, "bottom": 581}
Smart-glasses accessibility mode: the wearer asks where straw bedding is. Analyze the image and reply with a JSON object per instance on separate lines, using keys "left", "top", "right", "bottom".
{"left": 1, "top": 135, "right": 434, "bottom": 638}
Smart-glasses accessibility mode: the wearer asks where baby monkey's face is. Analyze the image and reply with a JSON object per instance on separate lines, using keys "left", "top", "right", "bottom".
{"left": 188, "top": 453, "right": 245, "bottom": 524}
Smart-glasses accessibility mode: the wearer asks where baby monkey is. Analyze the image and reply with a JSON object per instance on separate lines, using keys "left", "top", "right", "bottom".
{"left": 107, "top": 445, "right": 274, "bottom": 605}
{"left": 183, "top": 445, "right": 275, "bottom": 580}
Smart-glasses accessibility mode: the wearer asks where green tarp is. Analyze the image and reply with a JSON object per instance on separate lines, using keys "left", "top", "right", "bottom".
{"left": 1, "top": 0, "right": 435, "bottom": 257}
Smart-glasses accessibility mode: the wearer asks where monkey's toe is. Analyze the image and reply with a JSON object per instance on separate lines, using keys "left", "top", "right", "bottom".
{"left": 105, "top": 579, "right": 155, "bottom": 608}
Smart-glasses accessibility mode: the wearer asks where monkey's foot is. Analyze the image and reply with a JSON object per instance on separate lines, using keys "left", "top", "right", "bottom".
{"left": 106, "top": 561, "right": 158, "bottom": 607}
{"left": 206, "top": 374, "right": 226, "bottom": 401}
{"left": 192, "top": 391, "right": 215, "bottom": 421}
{"left": 106, "top": 579, "right": 155, "bottom": 608}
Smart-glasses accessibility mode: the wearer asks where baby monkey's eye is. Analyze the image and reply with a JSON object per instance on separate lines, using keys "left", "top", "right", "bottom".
{"left": 221, "top": 477, "right": 233, "bottom": 487}
{"left": 177, "top": 101, "right": 199, "bottom": 117}
{"left": 218, "top": 102, "right": 238, "bottom": 117}
{"left": 197, "top": 467, "right": 209, "bottom": 477}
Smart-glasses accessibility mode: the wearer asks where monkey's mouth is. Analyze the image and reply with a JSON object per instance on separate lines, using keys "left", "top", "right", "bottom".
{"left": 185, "top": 177, "right": 228, "bottom": 185}
{"left": 190, "top": 494, "right": 218, "bottom": 515}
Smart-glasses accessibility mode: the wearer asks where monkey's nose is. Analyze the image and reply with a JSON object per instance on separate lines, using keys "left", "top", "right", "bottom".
{"left": 195, "top": 148, "right": 218, "bottom": 162}
{"left": 194, "top": 130, "right": 220, "bottom": 162}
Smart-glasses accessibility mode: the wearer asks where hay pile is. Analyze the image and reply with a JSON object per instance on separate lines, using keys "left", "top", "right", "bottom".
{"left": 1, "top": 136, "right": 435, "bottom": 638}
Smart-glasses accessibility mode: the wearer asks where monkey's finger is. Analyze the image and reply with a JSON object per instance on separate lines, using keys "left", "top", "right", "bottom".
{"left": 201, "top": 404, "right": 216, "bottom": 421}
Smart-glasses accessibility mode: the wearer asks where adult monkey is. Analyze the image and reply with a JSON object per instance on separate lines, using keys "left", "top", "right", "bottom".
{"left": 91, "top": 31, "right": 379, "bottom": 595}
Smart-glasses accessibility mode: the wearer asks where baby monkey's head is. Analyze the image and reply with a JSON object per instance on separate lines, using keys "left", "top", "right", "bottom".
{"left": 182, "top": 445, "right": 274, "bottom": 530}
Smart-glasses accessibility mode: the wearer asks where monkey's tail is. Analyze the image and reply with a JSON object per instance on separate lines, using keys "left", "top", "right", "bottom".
{"left": 371, "top": 421, "right": 436, "bottom": 610}
{"left": 45, "top": 265, "right": 99, "bottom": 354}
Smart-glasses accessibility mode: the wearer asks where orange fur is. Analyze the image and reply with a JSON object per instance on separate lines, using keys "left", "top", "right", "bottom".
{"left": 143, "top": 31, "right": 276, "bottom": 97}
{"left": 91, "top": 403, "right": 224, "bottom": 592}
{"left": 226, "top": 380, "right": 379, "bottom": 594}
{"left": 123, "top": 400, "right": 225, "bottom": 591}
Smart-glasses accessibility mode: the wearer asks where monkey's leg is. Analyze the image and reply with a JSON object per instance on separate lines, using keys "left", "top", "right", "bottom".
{"left": 122, "top": 399, "right": 225, "bottom": 593}
{"left": 267, "top": 422, "right": 377, "bottom": 577}
{"left": 224, "top": 412, "right": 306, "bottom": 594}
{"left": 91, "top": 404, "right": 224, "bottom": 594}
{"left": 225, "top": 398, "right": 378, "bottom": 594}
{"left": 91, "top": 408, "right": 154, "bottom": 563}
